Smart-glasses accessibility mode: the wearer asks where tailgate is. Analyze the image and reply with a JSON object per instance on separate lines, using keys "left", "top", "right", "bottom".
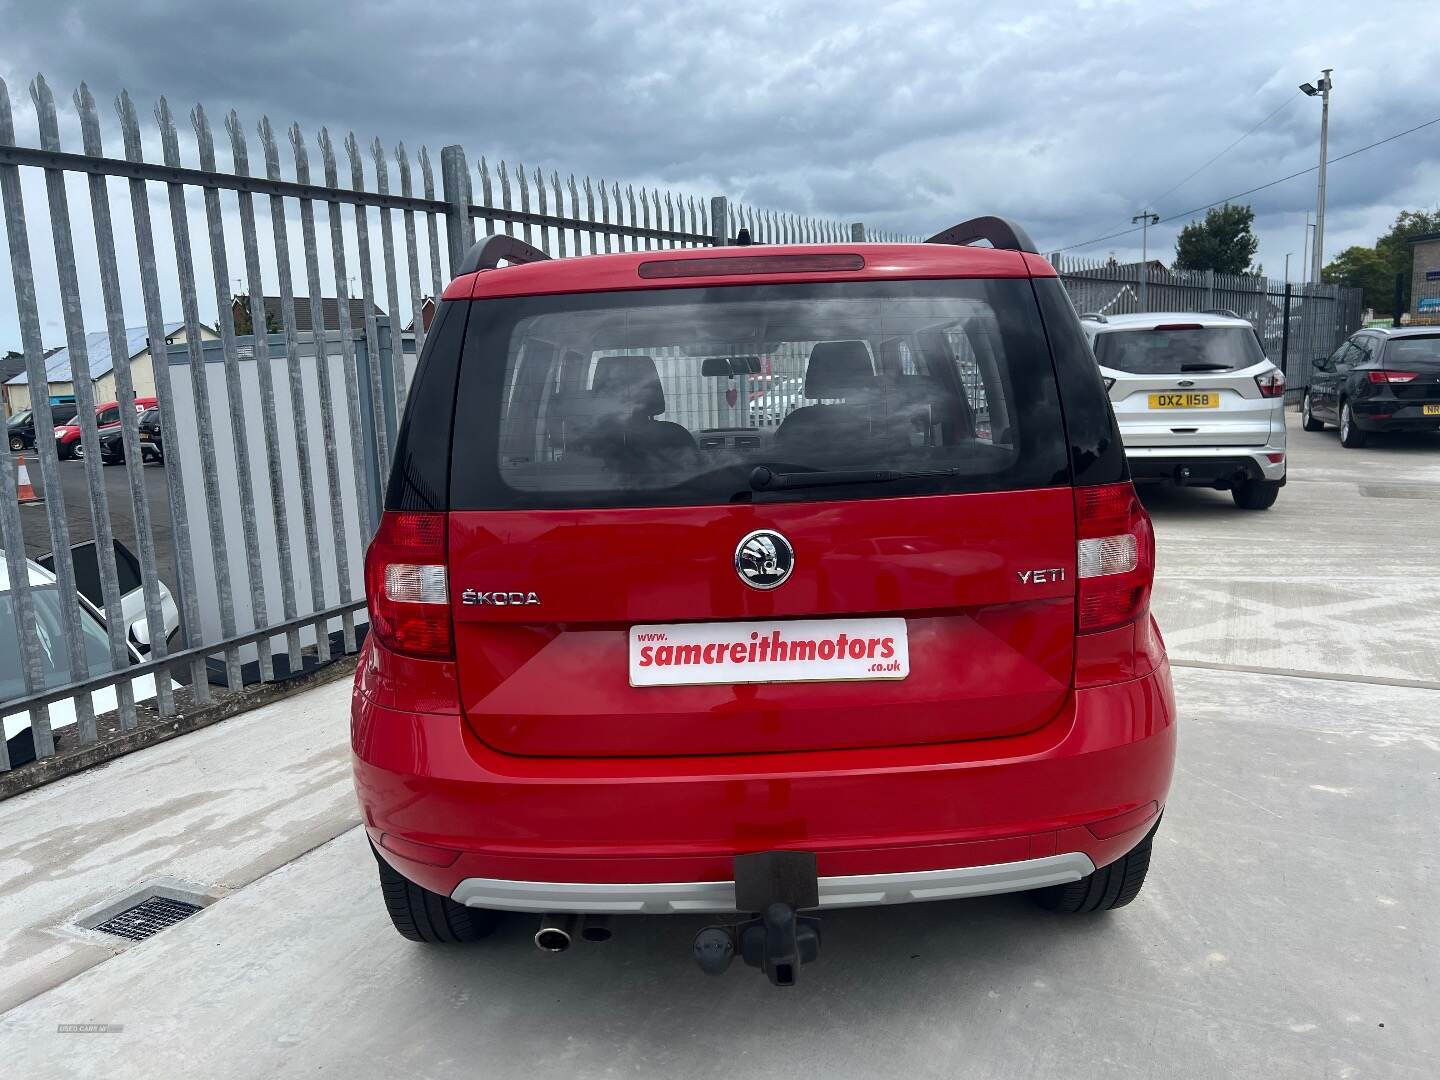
{"left": 1109, "top": 367, "right": 1274, "bottom": 447}
{"left": 450, "top": 489, "right": 1077, "bottom": 757}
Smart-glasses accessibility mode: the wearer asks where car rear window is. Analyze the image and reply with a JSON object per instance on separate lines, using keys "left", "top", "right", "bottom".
{"left": 1385, "top": 335, "right": 1440, "bottom": 370}
{"left": 1094, "top": 326, "right": 1265, "bottom": 375}
{"left": 0, "top": 585, "right": 112, "bottom": 703}
{"left": 448, "top": 279, "right": 1069, "bottom": 509}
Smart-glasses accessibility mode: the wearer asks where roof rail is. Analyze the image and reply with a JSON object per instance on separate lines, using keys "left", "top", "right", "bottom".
{"left": 925, "top": 216, "right": 1038, "bottom": 254}
{"left": 457, "top": 234, "right": 551, "bottom": 275}
{"left": 1202, "top": 308, "right": 1240, "bottom": 319}
{"left": 1079, "top": 312, "right": 1108, "bottom": 323}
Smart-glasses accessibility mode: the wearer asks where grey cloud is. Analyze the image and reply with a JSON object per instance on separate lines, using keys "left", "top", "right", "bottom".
{"left": 0, "top": 0, "right": 1435, "bottom": 319}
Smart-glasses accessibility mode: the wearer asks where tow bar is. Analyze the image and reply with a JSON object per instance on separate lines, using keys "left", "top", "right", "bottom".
{"left": 693, "top": 851, "right": 822, "bottom": 987}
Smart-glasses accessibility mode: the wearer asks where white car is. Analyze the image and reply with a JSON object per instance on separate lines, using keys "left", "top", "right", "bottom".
{"left": 1080, "top": 311, "right": 1287, "bottom": 510}
{"left": 2, "top": 554, "right": 166, "bottom": 767}
{"left": 35, "top": 539, "right": 180, "bottom": 654}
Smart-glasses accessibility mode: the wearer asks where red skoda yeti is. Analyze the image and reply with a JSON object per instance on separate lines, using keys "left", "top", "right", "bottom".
{"left": 352, "top": 218, "right": 1175, "bottom": 985}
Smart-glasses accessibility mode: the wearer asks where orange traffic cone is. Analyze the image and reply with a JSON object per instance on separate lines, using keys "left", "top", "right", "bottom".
{"left": 16, "top": 455, "right": 42, "bottom": 504}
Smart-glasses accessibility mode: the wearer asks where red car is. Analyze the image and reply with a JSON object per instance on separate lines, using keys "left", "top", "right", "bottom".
{"left": 55, "top": 397, "right": 158, "bottom": 460}
{"left": 353, "top": 220, "right": 1175, "bottom": 985}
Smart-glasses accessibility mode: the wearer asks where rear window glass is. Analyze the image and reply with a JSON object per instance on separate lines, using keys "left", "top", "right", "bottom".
{"left": 1094, "top": 326, "right": 1265, "bottom": 375}
{"left": 1386, "top": 335, "right": 1440, "bottom": 368}
{"left": 0, "top": 586, "right": 113, "bottom": 703}
{"left": 450, "top": 279, "right": 1068, "bottom": 510}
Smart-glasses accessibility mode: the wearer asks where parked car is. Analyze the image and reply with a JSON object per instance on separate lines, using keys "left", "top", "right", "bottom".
{"left": 1302, "top": 327, "right": 1440, "bottom": 447}
{"left": 8, "top": 401, "right": 79, "bottom": 452}
{"left": 55, "top": 397, "right": 157, "bottom": 460}
{"left": 353, "top": 224, "right": 1175, "bottom": 981}
{"left": 1, "top": 551, "right": 165, "bottom": 767}
{"left": 35, "top": 539, "right": 180, "bottom": 655}
{"left": 1080, "top": 311, "right": 1286, "bottom": 510}
{"left": 99, "top": 406, "right": 163, "bottom": 465}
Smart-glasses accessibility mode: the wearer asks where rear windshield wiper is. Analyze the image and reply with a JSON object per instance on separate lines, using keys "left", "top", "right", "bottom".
{"left": 1178, "top": 363, "right": 1233, "bottom": 372}
{"left": 748, "top": 464, "right": 960, "bottom": 492}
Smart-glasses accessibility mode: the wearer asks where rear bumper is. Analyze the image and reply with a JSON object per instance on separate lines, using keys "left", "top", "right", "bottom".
{"left": 353, "top": 662, "right": 1176, "bottom": 909}
{"left": 1125, "top": 445, "right": 1286, "bottom": 486}
{"left": 450, "top": 852, "right": 1098, "bottom": 914}
{"left": 1351, "top": 401, "right": 1440, "bottom": 431}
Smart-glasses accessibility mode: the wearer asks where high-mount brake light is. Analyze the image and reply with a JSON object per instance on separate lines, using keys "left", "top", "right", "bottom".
{"left": 1074, "top": 483, "right": 1155, "bottom": 635}
{"left": 637, "top": 253, "right": 865, "bottom": 279}
{"left": 1368, "top": 370, "right": 1417, "bottom": 384}
{"left": 365, "top": 512, "right": 452, "bottom": 660}
{"left": 1151, "top": 323, "right": 1204, "bottom": 331}
{"left": 1255, "top": 370, "right": 1286, "bottom": 398}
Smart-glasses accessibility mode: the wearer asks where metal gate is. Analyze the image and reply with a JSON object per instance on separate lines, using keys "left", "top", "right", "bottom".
{"left": 0, "top": 71, "right": 921, "bottom": 773}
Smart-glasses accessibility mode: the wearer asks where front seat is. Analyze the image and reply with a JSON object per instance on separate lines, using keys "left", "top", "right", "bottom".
{"left": 774, "top": 340, "right": 888, "bottom": 456}
{"left": 579, "top": 354, "right": 698, "bottom": 467}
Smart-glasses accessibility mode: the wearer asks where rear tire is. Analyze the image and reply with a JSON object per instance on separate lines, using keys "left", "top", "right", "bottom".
{"left": 373, "top": 842, "right": 501, "bottom": 943}
{"left": 1032, "top": 822, "right": 1157, "bottom": 913}
{"left": 1339, "top": 401, "right": 1367, "bottom": 448}
{"left": 1301, "top": 392, "right": 1324, "bottom": 431}
{"left": 7, "top": 434, "right": 23, "bottom": 452}
{"left": 1232, "top": 479, "right": 1280, "bottom": 510}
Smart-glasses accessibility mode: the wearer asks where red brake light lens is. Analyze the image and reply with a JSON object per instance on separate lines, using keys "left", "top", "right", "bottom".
{"left": 364, "top": 511, "right": 452, "bottom": 659}
{"left": 1368, "top": 370, "right": 1417, "bottom": 384}
{"left": 1075, "top": 483, "right": 1155, "bottom": 635}
{"left": 1254, "top": 370, "right": 1286, "bottom": 398}
{"left": 637, "top": 253, "right": 865, "bottom": 279}
{"left": 1151, "top": 323, "right": 1204, "bottom": 331}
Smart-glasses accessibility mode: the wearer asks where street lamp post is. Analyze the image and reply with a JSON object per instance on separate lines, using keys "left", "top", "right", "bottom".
{"left": 1132, "top": 210, "right": 1159, "bottom": 311}
{"left": 1301, "top": 70, "right": 1333, "bottom": 283}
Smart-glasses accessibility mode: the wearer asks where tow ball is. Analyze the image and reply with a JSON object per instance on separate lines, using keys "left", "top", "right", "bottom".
{"left": 693, "top": 851, "right": 822, "bottom": 987}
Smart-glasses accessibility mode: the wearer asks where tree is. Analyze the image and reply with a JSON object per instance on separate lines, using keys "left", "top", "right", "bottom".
{"left": 1323, "top": 208, "right": 1440, "bottom": 314}
{"left": 1173, "top": 203, "right": 1260, "bottom": 275}
{"left": 1322, "top": 245, "right": 1392, "bottom": 312}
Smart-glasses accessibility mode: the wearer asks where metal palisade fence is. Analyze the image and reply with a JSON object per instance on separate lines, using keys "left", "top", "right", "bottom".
{"left": 0, "top": 72, "right": 917, "bottom": 774}
{"left": 1053, "top": 254, "right": 1364, "bottom": 395}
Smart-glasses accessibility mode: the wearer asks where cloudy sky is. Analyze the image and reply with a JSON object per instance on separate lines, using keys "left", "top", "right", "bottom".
{"left": 2, "top": 0, "right": 1438, "bottom": 350}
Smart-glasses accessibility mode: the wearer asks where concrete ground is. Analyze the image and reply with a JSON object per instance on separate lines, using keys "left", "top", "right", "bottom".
{"left": 1, "top": 414, "right": 1437, "bottom": 1078}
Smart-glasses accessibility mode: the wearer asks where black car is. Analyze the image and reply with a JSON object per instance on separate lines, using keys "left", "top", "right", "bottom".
{"left": 99, "top": 406, "right": 164, "bottom": 464}
{"left": 1303, "top": 328, "right": 1440, "bottom": 447}
{"left": 7, "top": 401, "right": 79, "bottom": 452}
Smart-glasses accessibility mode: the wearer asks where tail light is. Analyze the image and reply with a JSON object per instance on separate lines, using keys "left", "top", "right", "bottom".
{"left": 1254, "top": 370, "right": 1286, "bottom": 398}
{"left": 1075, "top": 483, "right": 1155, "bottom": 634}
{"left": 1074, "top": 483, "right": 1158, "bottom": 687}
{"left": 1367, "top": 370, "right": 1417, "bottom": 384}
{"left": 364, "top": 511, "right": 452, "bottom": 659}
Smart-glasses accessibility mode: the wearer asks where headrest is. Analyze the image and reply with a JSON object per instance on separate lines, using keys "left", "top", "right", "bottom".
{"left": 591, "top": 354, "right": 665, "bottom": 418}
{"left": 805, "top": 341, "right": 875, "bottom": 399}
{"left": 878, "top": 338, "right": 906, "bottom": 375}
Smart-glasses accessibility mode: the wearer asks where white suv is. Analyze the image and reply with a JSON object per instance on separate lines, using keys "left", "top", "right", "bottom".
{"left": 1080, "top": 311, "right": 1286, "bottom": 510}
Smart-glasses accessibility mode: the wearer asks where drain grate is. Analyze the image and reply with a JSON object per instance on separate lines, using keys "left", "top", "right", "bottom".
{"left": 92, "top": 896, "right": 203, "bottom": 942}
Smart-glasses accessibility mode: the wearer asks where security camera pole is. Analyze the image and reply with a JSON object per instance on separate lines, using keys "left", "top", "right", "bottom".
{"left": 1301, "top": 70, "right": 1333, "bottom": 283}
{"left": 1132, "top": 211, "right": 1159, "bottom": 311}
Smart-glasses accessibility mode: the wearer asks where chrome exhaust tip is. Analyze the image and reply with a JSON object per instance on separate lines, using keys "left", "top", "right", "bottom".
{"left": 534, "top": 914, "right": 577, "bottom": 953}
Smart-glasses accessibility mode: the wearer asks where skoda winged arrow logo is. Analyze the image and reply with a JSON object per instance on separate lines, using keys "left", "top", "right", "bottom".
{"left": 734, "top": 530, "right": 795, "bottom": 590}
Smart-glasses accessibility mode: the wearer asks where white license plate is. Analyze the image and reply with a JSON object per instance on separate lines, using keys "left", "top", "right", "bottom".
{"left": 629, "top": 617, "right": 909, "bottom": 687}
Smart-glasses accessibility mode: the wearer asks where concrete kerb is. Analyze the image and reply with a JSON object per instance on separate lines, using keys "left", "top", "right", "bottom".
{"left": 0, "top": 655, "right": 358, "bottom": 801}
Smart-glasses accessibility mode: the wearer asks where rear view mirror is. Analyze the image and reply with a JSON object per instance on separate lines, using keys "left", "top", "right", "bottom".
{"left": 700, "top": 356, "right": 764, "bottom": 377}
